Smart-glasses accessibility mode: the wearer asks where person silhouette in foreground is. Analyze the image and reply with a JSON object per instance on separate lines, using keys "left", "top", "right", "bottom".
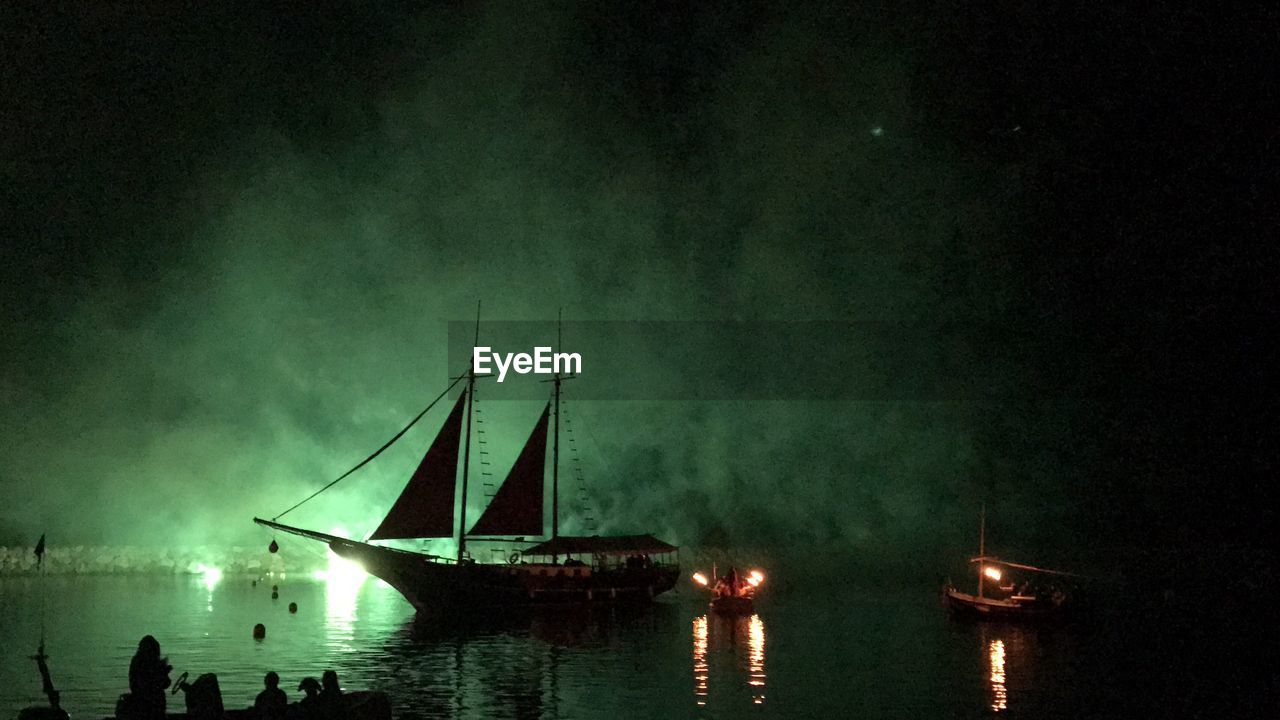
{"left": 317, "top": 670, "right": 344, "bottom": 720}
{"left": 293, "top": 677, "right": 321, "bottom": 719}
{"left": 128, "top": 635, "right": 172, "bottom": 720}
{"left": 254, "top": 671, "right": 288, "bottom": 720}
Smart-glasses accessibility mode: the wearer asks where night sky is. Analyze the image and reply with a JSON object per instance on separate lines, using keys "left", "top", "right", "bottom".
{"left": 1, "top": 3, "right": 1273, "bottom": 583}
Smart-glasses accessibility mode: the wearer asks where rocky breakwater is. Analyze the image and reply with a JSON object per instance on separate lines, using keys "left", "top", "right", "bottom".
{"left": 0, "top": 544, "right": 326, "bottom": 576}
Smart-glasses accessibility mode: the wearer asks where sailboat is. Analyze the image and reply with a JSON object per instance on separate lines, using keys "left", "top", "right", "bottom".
{"left": 942, "top": 507, "right": 1078, "bottom": 619}
{"left": 255, "top": 319, "right": 680, "bottom": 612}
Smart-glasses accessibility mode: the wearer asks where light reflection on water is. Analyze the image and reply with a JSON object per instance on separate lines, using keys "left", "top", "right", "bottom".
{"left": 0, "top": 575, "right": 1246, "bottom": 718}
{"left": 320, "top": 565, "right": 366, "bottom": 650}
{"left": 988, "top": 638, "right": 1007, "bottom": 712}
{"left": 1, "top": 575, "right": 711, "bottom": 719}
{"left": 689, "top": 612, "right": 768, "bottom": 710}
{"left": 747, "top": 614, "right": 766, "bottom": 705}
{"left": 692, "top": 615, "right": 708, "bottom": 706}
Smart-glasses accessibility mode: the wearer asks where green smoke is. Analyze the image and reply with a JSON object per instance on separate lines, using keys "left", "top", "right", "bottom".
{"left": 0, "top": 2, "right": 1093, "bottom": 577}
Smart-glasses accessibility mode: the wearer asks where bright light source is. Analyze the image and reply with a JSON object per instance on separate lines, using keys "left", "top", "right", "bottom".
{"left": 313, "top": 552, "right": 367, "bottom": 589}
{"left": 749, "top": 570, "right": 764, "bottom": 583}
{"left": 691, "top": 572, "right": 708, "bottom": 586}
{"left": 983, "top": 566, "right": 1003, "bottom": 582}
{"left": 747, "top": 576, "right": 761, "bottom": 587}
{"left": 195, "top": 563, "right": 223, "bottom": 590}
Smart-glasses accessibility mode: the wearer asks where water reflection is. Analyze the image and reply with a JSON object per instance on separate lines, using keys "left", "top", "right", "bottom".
{"left": 693, "top": 615, "right": 709, "bottom": 706}
{"left": 382, "top": 603, "right": 675, "bottom": 719}
{"left": 317, "top": 553, "right": 367, "bottom": 646}
{"left": 747, "top": 614, "right": 766, "bottom": 705}
{"left": 4, "top": 577, "right": 1179, "bottom": 720}
{"left": 691, "top": 613, "right": 768, "bottom": 708}
{"left": 988, "top": 639, "right": 1007, "bottom": 712}
{"left": 976, "top": 625, "right": 1040, "bottom": 715}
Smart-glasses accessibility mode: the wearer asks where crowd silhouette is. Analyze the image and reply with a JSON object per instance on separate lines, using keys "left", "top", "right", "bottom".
{"left": 115, "top": 635, "right": 359, "bottom": 720}
{"left": 248, "top": 668, "right": 353, "bottom": 720}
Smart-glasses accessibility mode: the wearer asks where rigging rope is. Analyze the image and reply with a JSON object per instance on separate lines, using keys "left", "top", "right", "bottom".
{"left": 561, "top": 393, "right": 601, "bottom": 533}
{"left": 39, "top": 550, "right": 45, "bottom": 648}
{"left": 273, "top": 374, "right": 466, "bottom": 521}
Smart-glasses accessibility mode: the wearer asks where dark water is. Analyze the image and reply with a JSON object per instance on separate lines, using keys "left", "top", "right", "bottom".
{"left": 0, "top": 573, "right": 1270, "bottom": 718}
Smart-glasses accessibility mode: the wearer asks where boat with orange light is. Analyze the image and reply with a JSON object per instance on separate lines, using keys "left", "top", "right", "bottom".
{"left": 943, "top": 507, "right": 1080, "bottom": 620}
{"left": 691, "top": 567, "right": 764, "bottom": 615}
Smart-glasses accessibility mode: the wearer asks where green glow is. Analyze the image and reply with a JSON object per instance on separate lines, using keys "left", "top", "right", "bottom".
{"left": 195, "top": 563, "right": 223, "bottom": 591}
{"left": 313, "top": 546, "right": 367, "bottom": 589}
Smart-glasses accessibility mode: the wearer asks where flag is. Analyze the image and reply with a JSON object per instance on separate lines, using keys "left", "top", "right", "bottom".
{"left": 34, "top": 533, "right": 45, "bottom": 567}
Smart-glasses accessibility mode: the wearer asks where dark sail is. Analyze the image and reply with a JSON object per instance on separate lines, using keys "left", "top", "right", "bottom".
{"left": 369, "top": 389, "right": 467, "bottom": 540}
{"left": 468, "top": 403, "right": 549, "bottom": 537}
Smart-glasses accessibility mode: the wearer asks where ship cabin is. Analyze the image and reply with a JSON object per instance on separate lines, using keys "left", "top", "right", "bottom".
{"left": 499, "top": 534, "right": 679, "bottom": 578}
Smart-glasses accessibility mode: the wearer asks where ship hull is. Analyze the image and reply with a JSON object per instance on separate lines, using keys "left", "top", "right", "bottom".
{"left": 710, "top": 595, "right": 754, "bottom": 615}
{"left": 943, "top": 586, "right": 1068, "bottom": 620}
{"left": 331, "top": 538, "right": 679, "bottom": 612}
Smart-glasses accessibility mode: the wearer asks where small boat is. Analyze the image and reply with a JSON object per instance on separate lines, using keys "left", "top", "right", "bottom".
{"left": 943, "top": 507, "right": 1079, "bottom": 620}
{"left": 692, "top": 567, "right": 764, "bottom": 615}
{"left": 104, "top": 692, "right": 393, "bottom": 720}
{"left": 107, "top": 672, "right": 393, "bottom": 720}
{"left": 710, "top": 594, "right": 755, "bottom": 615}
{"left": 255, "top": 313, "right": 680, "bottom": 613}
{"left": 943, "top": 578, "right": 1069, "bottom": 619}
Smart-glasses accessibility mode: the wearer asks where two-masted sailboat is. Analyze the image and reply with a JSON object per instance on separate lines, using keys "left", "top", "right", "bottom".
{"left": 255, "top": 325, "right": 679, "bottom": 613}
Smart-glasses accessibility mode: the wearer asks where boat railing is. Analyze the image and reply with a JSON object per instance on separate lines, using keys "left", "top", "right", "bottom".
{"left": 516, "top": 553, "right": 680, "bottom": 573}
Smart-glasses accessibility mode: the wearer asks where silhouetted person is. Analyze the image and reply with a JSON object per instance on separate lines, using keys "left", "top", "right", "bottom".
{"left": 317, "top": 670, "right": 344, "bottom": 720}
{"left": 726, "top": 567, "right": 740, "bottom": 596}
{"left": 255, "top": 672, "right": 287, "bottom": 720}
{"left": 298, "top": 677, "right": 320, "bottom": 698}
{"left": 294, "top": 677, "right": 321, "bottom": 720}
{"left": 128, "top": 635, "right": 171, "bottom": 720}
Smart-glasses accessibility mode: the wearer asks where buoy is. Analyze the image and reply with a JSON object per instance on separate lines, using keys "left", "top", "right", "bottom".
{"left": 288, "top": 602, "right": 298, "bottom": 614}
{"left": 253, "top": 623, "right": 266, "bottom": 640}
{"left": 251, "top": 580, "right": 257, "bottom": 587}
{"left": 268, "top": 540, "right": 279, "bottom": 554}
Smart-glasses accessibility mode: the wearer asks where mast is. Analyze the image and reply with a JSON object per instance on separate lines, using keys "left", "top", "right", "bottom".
{"left": 977, "top": 503, "right": 986, "bottom": 599}
{"left": 552, "top": 309, "right": 562, "bottom": 539}
{"left": 458, "top": 303, "right": 480, "bottom": 564}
